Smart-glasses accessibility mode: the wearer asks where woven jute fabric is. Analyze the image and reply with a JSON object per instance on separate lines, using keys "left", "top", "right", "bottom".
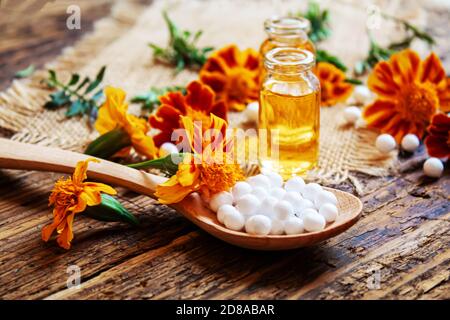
{"left": 0, "top": 0, "right": 430, "bottom": 192}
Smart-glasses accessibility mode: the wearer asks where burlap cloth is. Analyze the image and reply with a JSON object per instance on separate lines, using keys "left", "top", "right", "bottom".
{"left": 0, "top": 0, "right": 432, "bottom": 193}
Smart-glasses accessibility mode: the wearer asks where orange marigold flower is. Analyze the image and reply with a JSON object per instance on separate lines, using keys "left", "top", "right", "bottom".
{"left": 199, "top": 44, "right": 260, "bottom": 112}
{"left": 314, "top": 62, "right": 353, "bottom": 106}
{"left": 425, "top": 113, "right": 450, "bottom": 158}
{"left": 149, "top": 81, "right": 227, "bottom": 147}
{"left": 95, "top": 86, "right": 157, "bottom": 158}
{"left": 155, "top": 114, "right": 245, "bottom": 204}
{"left": 363, "top": 49, "right": 449, "bottom": 143}
{"left": 42, "top": 159, "right": 116, "bottom": 249}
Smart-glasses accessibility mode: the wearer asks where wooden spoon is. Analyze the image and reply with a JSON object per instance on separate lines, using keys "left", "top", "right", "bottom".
{"left": 0, "top": 138, "right": 362, "bottom": 250}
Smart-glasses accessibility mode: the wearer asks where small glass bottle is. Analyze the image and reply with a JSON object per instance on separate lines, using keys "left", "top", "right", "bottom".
{"left": 260, "top": 17, "right": 316, "bottom": 57}
{"left": 259, "top": 48, "right": 320, "bottom": 179}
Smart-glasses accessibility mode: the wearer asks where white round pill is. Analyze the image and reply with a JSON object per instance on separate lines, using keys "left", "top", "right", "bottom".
{"left": 295, "top": 199, "right": 315, "bottom": 217}
{"left": 314, "top": 190, "right": 338, "bottom": 208}
{"left": 209, "top": 191, "right": 233, "bottom": 212}
{"left": 319, "top": 203, "right": 338, "bottom": 223}
{"left": 423, "top": 157, "right": 444, "bottom": 178}
{"left": 303, "top": 209, "right": 326, "bottom": 232}
{"left": 245, "top": 215, "right": 272, "bottom": 235}
{"left": 159, "top": 142, "right": 179, "bottom": 157}
{"left": 223, "top": 209, "right": 245, "bottom": 231}
{"left": 270, "top": 219, "right": 285, "bottom": 235}
{"left": 263, "top": 171, "right": 283, "bottom": 188}
{"left": 217, "top": 204, "right": 237, "bottom": 224}
{"left": 271, "top": 187, "right": 287, "bottom": 199}
{"left": 259, "top": 196, "right": 278, "bottom": 218}
{"left": 244, "top": 101, "right": 259, "bottom": 123}
{"left": 285, "top": 176, "right": 305, "bottom": 193}
{"left": 235, "top": 194, "right": 260, "bottom": 216}
{"left": 302, "top": 183, "right": 323, "bottom": 201}
{"left": 353, "top": 85, "right": 371, "bottom": 104}
{"left": 252, "top": 186, "right": 268, "bottom": 199}
{"left": 284, "top": 217, "right": 304, "bottom": 235}
{"left": 283, "top": 191, "right": 303, "bottom": 208}
{"left": 401, "top": 134, "right": 420, "bottom": 152}
{"left": 247, "top": 174, "right": 271, "bottom": 189}
{"left": 376, "top": 134, "right": 396, "bottom": 154}
{"left": 232, "top": 181, "right": 252, "bottom": 201}
{"left": 343, "top": 106, "right": 362, "bottom": 124}
{"left": 273, "top": 200, "right": 294, "bottom": 220}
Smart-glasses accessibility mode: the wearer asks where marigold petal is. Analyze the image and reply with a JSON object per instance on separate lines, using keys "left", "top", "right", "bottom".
{"left": 185, "top": 81, "right": 215, "bottom": 111}
{"left": 56, "top": 213, "right": 74, "bottom": 250}
{"left": 73, "top": 158, "right": 99, "bottom": 185}
{"left": 159, "top": 91, "right": 187, "bottom": 114}
{"left": 200, "top": 72, "right": 227, "bottom": 94}
{"left": 420, "top": 52, "right": 446, "bottom": 88}
{"left": 155, "top": 175, "right": 199, "bottom": 204}
{"left": 390, "top": 49, "right": 421, "bottom": 86}
{"left": 83, "top": 182, "right": 117, "bottom": 195}
{"left": 367, "top": 61, "right": 400, "bottom": 99}
{"left": 438, "top": 78, "right": 450, "bottom": 113}
{"left": 79, "top": 189, "right": 101, "bottom": 207}
{"left": 95, "top": 87, "right": 128, "bottom": 134}
{"left": 217, "top": 45, "right": 239, "bottom": 68}
{"left": 210, "top": 101, "right": 228, "bottom": 122}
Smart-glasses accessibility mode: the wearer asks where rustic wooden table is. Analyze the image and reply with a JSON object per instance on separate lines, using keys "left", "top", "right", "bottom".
{"left": 0, "top": 1, "right": 449, "bottom": 300}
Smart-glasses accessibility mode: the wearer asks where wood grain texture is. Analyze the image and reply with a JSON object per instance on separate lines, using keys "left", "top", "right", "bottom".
{"left": 0, "top": 1, "right": 449, "bottom": 299}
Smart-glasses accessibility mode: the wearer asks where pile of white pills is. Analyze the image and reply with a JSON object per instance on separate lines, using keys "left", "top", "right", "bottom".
{"left": 209, "top": 172, "right": 339, "bottom": 235}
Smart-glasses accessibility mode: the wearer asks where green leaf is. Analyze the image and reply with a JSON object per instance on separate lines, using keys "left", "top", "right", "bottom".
{"left": 15, "top": 64, "right": 35, "bottom": 78}
{"left": 85, "top": 66, "right": 106, "bottom": 94}
{"left": 127, "top": 153, "right": 187, "bottom": 176}
{"left": 75, "top": 76, "right": 90, "bottom": 91}
{"left": 48, "top": 90, "right": 71, "bottom": 107}
{"left": 66, "top": 100, "right": 85, "bottom": 117}
{"left": 344, "top": 78, "right": 363, "bottom": 85}
{"left": 84, "top": 128, "right": 132, "bottom": 159}
{"left": 131, "top": 86, "right": 186, "bottom": 112}
{"left": 84, "top": 194, "right": 139, "bottom": 226}
{"left": 68, "top": 73, "right": 80, "bottom": 86}
{"left": 316, "top": 49, "right": 347, "bottom": 71}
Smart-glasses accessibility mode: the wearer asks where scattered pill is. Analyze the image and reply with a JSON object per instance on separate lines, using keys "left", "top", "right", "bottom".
{"left": 376, "top": 134, "right": 396, "bottom": 154}
{"left": 244, "top": 101, "right": 259, "bottom": 123}
{"left": 423, "top": 157, "right": 444, "bottom": 178}
{"left": 401, "top": 134, "right": 420, "bottom": 152}
{"left": 353, "top": 85, "right": 371, "bottom": 104}
{"left": 343, "top": 106, "right": 362, "bottom": 124}
{"left": 159, "top": 142, "right": 178, "bottom": 157}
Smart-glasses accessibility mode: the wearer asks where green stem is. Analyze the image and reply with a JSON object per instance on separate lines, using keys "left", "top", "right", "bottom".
{"left": 127, "top": 153, "right": 187, "bottom": 176}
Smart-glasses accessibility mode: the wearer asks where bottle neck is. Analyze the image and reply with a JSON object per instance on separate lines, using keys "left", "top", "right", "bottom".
{"left": 264, "top": 48, "right": 315, "bottom": 80}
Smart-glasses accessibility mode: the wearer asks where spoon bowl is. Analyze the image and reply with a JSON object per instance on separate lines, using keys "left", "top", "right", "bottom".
{"left": 0, "top": 138, "right": 362, "bottom": 250}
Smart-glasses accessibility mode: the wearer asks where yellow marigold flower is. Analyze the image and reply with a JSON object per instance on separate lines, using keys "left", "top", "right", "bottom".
{"left": 315, "top": 62, "right": 353, "bottom": 106}
{"left": 155, "top": 114, "right": 245, "bottom": 204}
{"left": 200, "top": 44, "right": 260, "bottom": 112}
{"left": 42, "top": 158, "right": 116, "bottom": 249}
{"left": 95, "top": 86, "right": 157, "bottom": 158}
{"left": 363, "top": 49, "right": 449, "bottom": 142}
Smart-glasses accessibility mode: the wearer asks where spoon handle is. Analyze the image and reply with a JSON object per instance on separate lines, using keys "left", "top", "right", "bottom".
{"left": 0, "top": 138, "right": 166, "bottom": 196}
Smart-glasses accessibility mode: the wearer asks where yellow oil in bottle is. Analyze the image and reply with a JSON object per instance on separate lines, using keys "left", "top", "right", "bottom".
{"left": 259, "top": 86, "right": 320, "bottom": 179}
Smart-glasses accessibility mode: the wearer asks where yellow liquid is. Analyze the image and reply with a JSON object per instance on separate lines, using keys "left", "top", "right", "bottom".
{"left": 259, "top": 86, "right": 320, "bottom": 179}
{"left": 260, "top": 38, "right": 316, "bottom": 57}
